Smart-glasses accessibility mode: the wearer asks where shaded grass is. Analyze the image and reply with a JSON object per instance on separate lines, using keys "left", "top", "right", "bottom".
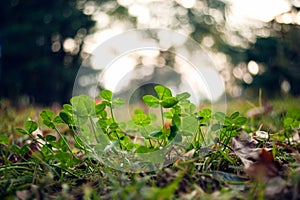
{"left": 0, "top": 96, "right": 300, "bottom": 199}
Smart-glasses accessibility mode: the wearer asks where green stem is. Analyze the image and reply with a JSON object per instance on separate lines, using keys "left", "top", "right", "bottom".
{"left": 159, "top": 104, "right": 167, "bottom": 145}
{"left": 110, "top": 104, "right": 115, "bottom": 122}
{"left": 141, "top": 127, "right": 152, "bottom": 148}
{"left": 222, "top": 130, "right": 232, "bottom": 151}
{"left": 70, "top": 127, "right": 94, "bottom": 155}
{"left": 89, "top": 117, "right": 101, "bottom": 143}
{"left": 198, "top": 124, "right": 206, "bottom": 146}
{"left": 108, "top": 103, "right": 121, "bottom": 149}
{"left": 54, "top": 126, "right": 75, "bottom": 157}
{"left": 148, "top": 139, "right": 153, "bottom": 148}
{"left": 200, "top": 130, "right": 206, "bottom": 146}
{"left": 160, "top": 105, "right": 165, "bottom": 128}
{"left": 259, "top": 88, "right": 262, "bottom": 108}
{"left": 158, "top": 139, "right": 164, "bottom": 146}
{"left": 0, "top": 165, "right": 34, "bottom": 172}
{"left": 27, "top": 132, "right": 54, "bottom": 154}
{"left": 114, "top": 131, "right": 123, "bottom": 150}
{"left": 32, "top": 164, "right": 38, "bottom": 184}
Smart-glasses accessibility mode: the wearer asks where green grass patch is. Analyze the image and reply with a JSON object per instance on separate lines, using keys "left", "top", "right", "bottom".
{"left": 0, "top": 87, "right": 299, "bottom": 199}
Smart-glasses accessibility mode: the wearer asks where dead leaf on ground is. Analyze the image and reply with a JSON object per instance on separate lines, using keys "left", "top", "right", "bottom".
{"left": 244, "top": 148, "right": 279, "bottom": 181}
{"left": 246, "top": 101, "right": 273, "bottom": 118}
{"left": 232, "top": 131, "right": 288, "bottom": 198}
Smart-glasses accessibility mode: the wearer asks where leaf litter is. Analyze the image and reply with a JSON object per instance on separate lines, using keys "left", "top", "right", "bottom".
{"left": 232, "top": 130, "right": 294, "bottom": 198}
{"left": 1, "top": 89, "right": 300, "bottom": 199}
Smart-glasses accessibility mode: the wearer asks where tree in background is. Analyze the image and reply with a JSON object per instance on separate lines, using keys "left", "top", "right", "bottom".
{"left": 80, "top": 0, "right": 244, "bottom": 100}
{"left": 1, "top": 0, "right": 299, "bottom": 105}
{"left": 0, "top": 0, "right": 138, "bottom": 105}
{"left": 0, "top": 0, "right": 96, "bottom": 105}
{"left": 245, "top": 6, "right": 300, "bottom": 97}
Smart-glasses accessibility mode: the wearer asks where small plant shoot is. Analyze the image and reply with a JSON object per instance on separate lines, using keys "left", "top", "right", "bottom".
{"left": 4, "top": 85, "right": 300, "bottom": 199}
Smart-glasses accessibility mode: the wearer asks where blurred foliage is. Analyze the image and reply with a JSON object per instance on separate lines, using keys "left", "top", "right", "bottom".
{"left": 0, "top": 0, "right": 299, "bottom": 105}
{"left": 1, "top": 91, "right": 300, "bottom": 199}
{"left": 0, "top": 0, "right": 95, "bottom": 104}
{"left": 0, "top": 0, "right": 135, "bottom": 105}
{"left": 188, "top": 0, "right": 245, "bottom": 64}
{"left": 246, "top": 23, "right": 300, "bottom": 96}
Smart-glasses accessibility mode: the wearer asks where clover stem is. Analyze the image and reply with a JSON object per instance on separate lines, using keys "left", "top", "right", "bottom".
{"left": 114, "top": 131, "right": 123, "bottom": 150}
{"left": 54, "top": 126, "right": 75, "bottom": 157}
{"left": 222, "top": 131, "right": 232, "bottom": 151}
{"left": 89, "top": 117, "right": 101, "bottom": 143}
{"left": 141, "top": 126, "right": 152, "bottom": 148}
{"left": 109, "top": 104, "right": 115, "bottom": 122}
{"left": 160, "top": 105, "right": 165, "bottom": 129}
{"left": 148, "top": 139, "right": 153, "bottom": 148}
{"left": 198, "top": 125, "right": 206, "bottom": 146}
{"left": 159, "top": 105, "right": 167, "bottom": 145}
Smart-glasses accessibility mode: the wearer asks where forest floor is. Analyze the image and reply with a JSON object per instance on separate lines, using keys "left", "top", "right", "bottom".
{"left": 0, "top": 94, "right": 300, "bottom": 200}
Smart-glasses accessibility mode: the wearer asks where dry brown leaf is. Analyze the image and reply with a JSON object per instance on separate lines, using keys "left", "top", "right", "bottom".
{"left": 244, "top": 148, "right": 278, "bottom": 181}
{"left": 232, "top": 131, "right": 288, "bottom": 197}
{"left": 16, "top": 190, "right": 31, "bottom": 200}
{"left": 231, "top": 131, "right": 260, "bottom": 169}
{"left": 246, "top": 101, "right": 273, "bottom": 118}
{"left": 232, "top": 132, "right": 278, "bottom": 181}
{"left": 254, "top": 125, "right": 269, "bottom": 140}
{"left": 174, "top": 149, "right": 196, "bottom": 166}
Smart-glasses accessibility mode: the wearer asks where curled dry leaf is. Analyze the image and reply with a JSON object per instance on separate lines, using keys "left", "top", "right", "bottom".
{"left": 255, "top": 130, "right": 269, "bottom": 140}
{"left": 231, "top": 131, "right": 260, "bottom": 170}
{"left": 287, "top": 128, "right": 300, "bottom": 144}
{"left": 254, "top": 125, "right": 269, "bottom": 140}
{"left": 174, "top": 149, "right": 196, "bottom": 166}
{"left": 246, "top": 101, "right": 273, "bottom": 118}
{"left": 16, "top": 190, "right": 31, "bottom": 200}
{"left": 244, "top": 148, "right": 279, "bottom": 181}
{"left": 232, "top": 131, "right": 287, "bottom": 197}
{"left": 232, "top": 132, "right": 279, "bottom": 181}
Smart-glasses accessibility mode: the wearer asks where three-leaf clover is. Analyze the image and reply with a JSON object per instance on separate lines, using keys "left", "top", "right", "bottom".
{"left": 143, "top": 85, "right": 179, "bottom": 108}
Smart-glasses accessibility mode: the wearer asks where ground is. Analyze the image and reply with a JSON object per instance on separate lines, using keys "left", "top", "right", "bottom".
{"left": 0, "top": 95, "right": 299, "bottom": 200}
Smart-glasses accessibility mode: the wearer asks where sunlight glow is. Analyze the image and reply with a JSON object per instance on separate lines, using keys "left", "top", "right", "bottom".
{"left": 281, "top": 80, "right": 291, "bottom": 93}
{"left": 157, "top": 30, "right": 187, "bottom": 50}
{"left": 233, "top": 66, "right": 244, "bottom": 80}
{"left": 128, "top": 4, "right": 150, "bottom": 24}
{"left": 247, "top": 60, "right": 259, "bottom": 75}
{"left": 228, "top": 0, "right": 291, "bottom": 22}
{"left": 93, "top": 12, "right": 110, "bottom": 28}
{"left": 174, "top": 55, "right": 225, "bottom": 103}
{"left": 51, "top": 42, "right": 61, "bottom": 52}
{"left": 276, "top": 10, "right": 300, "bottom": 24}
{"left": 63, "top": 38, "right": 76, "bottom": 53}
{"left": 243, "top": 73, "right": 253, "bottom": 84}
{"left": 80, "top": 0, "right": 295, "bottom": 101}
{"left": 117, "top": 0, "right": 135, "bottom": 7}
{"left": 175, "top": 0, "right": 196, "bottom": 8}
{"left": 83, "top": 1, "right": 96, "bottom": 15}
{"left": 202, "top": 36, "right": 214, "bottom": 48}
{"left": 101, "top": 56, "right": 136, "bottom": 92}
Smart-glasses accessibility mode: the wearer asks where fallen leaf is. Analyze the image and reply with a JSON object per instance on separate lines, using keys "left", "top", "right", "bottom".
{"left": 232, "top": 131, "right": 288, "bottom": 198}
{"left": 246, "top": 101, "right": 273, "bottom": 118}
{"left": 264, "top": 176, "right": 287, "bottom": 198}
{"left": 231, "top": 131, "right": 260, "bottom": 169}
{"left": 254, "top": 125, "right": 269, "bottom": 140}
{"left": 173, "top": 149, "right": 196, "bottom": 166}
{"left": 16, "top": 190, "right": 31, "bottom": 200}
{"left": 287, "top": 128, "right": 300, "bottom": 144}
{"left": 244, "top": 148, "right": 278, "bottom": 181}
{"left": 232, "top": 132, "right": 278, "bottom": 181}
